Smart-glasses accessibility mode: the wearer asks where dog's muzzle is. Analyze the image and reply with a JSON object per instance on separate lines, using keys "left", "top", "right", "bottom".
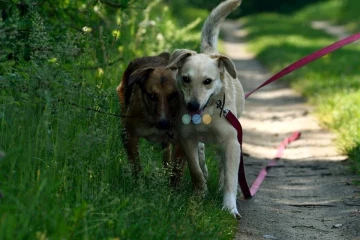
{"left": 156, "top": 118, "right": 171, "bottom": 130}
{"left": 187, "top": 100, "right": 200, "bottom": 112}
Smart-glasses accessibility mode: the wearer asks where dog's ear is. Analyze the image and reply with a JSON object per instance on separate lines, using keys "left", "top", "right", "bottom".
{"left": 128, "top": 67, "right": 154, "bottom": 87}
{"left": 157, "top": 52, "right": 171, "bottom": 61}
{"left": 211, "top": 54, "right": 237, "bottom": 79}
{"left": 218, "top": 55, "right": 237, "bottom": 79}
{"left": 166, "top": 49, "right": 196, "bottom": 70}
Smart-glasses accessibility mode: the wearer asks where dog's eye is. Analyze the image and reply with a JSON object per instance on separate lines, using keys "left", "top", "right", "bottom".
{"left": 147, "top": 93, "right": 157, "bottom": 101}
{"left": 182, "top": 76, "right": 191, "bottom": 83}
{"left": 203, "top": 78, "right": 212, "bottom": 85}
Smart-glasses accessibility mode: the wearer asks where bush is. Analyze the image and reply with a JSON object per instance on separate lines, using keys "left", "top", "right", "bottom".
{"left": 0, "top": 0, "right": 201, "bottom": 118}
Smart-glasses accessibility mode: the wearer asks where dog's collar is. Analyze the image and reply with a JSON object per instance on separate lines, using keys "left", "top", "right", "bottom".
{"left": 202, "top": 93, "right": 214, "bottom": 112}
{"left": 215, "top": 93, "right": 226, "bottom": 117}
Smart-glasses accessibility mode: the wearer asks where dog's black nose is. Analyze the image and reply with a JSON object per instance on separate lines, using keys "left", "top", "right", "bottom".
{"left": 156, "top": 118, "right": 171, "bottom": 130}
{"left": 187, "top": 100, "right": 200, "bottom": 112}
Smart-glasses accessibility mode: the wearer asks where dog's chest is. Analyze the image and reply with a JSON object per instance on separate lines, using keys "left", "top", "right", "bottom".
{"left": 135, "top": 125, "right": 176, "bottom": 143}
{"left": 179, "top": 118, "right": 226, "bottom": 143}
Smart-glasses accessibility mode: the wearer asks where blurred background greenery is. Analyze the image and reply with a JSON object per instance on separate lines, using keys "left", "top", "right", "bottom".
{"left": 167, "top": 0, "right": 326, "bottom": 17}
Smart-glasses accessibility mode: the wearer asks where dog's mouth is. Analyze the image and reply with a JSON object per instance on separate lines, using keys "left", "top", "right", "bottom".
{"left": 187, "top": 94, "right": 213, "bottom": 116}
{"left": 188, "top": 109, "right": 203, "bottom": 117}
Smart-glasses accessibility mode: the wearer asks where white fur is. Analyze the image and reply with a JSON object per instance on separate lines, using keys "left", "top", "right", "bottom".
{"left": 168, "top": 53, "right": 245, "bottom": 218}
{"left": 167, "top": 0, "right": 244, "bottom": 218}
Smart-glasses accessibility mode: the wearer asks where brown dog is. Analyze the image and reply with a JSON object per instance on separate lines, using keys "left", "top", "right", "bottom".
{"left": 116, "top": 52, "right": 186, "bottom": 185}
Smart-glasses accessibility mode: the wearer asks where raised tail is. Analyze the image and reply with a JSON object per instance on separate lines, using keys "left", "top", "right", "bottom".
{"left": 201, "top": 0, "right": 242, "bottom": 53}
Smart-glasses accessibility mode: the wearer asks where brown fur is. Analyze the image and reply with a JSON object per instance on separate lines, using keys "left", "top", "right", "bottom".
{"left": 116, "top": 52, "right": 185, "bottom": 185}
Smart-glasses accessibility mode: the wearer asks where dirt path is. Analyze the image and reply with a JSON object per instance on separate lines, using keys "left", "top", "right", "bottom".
{"left": 221, "top": 21, "right": 360, "bottom": 240}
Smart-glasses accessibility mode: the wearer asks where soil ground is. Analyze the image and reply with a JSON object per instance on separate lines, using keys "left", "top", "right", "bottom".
{"left": 221, "top": 21, "right": 360, "bottom": 240}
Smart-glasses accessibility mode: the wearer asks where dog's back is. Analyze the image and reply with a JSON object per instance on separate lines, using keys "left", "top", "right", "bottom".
{"left": 117, "top": 52, "right": 170, "bottom": 108}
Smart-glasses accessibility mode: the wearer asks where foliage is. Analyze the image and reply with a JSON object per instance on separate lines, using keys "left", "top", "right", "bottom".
{"left": 0, "top": 0, "right": 238, "bottom": 239}
{"left": 340, "top": 0, "right": 360, "bottom": 26}
{"left": 165, "top": 0, "right": 327, "bottom": 18}
{"left": 294, "top": 0, "right": 360, "bottom": 32}
{"left": 242, "top": 4, "right": 360, "bottom": 173}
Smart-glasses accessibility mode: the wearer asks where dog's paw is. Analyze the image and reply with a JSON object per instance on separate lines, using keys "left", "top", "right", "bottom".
{"left": 193, "top": 183, "right": 208, "bottom": 197}
{"left": 231, "top": 209, "right": 242, "bottom": 220}
{"left": 222, "top": 206, "right": 242, "bottom": 219}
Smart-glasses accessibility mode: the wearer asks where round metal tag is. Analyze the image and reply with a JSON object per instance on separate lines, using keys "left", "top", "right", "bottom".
{"left": 202, "top": 114, "right": 212, "bottom": 124}
{"left": 182, "top": 114, "right": 191, "bottom": 124}
{"left": 192, "top": 114, "right": 201, "bottom": 124}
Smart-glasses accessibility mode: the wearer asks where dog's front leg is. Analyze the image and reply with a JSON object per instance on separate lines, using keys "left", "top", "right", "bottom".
{"left": 222, "top": 138, "right": 241, "bottom": 218}
{"left": 169, "top": 143, "right": 186, "bottom": 187}
{"left": 121, "top": 129, "right": 141, "bottom": 176}
{"left": 218, "top": 152, "right": 225, "bottom": 191}
{"left": 162, "top": 143, "right": 172, "bottom": 168}
{"left": 181, "top": 139, "right": 207, "bottom": 195}
{"left": 198, "top": 143, "right": 208, "bottom": 180}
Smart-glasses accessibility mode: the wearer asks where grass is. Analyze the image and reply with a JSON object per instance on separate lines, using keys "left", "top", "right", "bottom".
{"left": 295, "top": 0, "right": 360, "bottom": 32}
{"left": 0, "top": 1, "right": 239, "bottom": 239}
{"left": 0, "top": 80, "right": 238, "bottom": 239}
{"left": 241, "top": 2, "right": 360, "bottom": 173}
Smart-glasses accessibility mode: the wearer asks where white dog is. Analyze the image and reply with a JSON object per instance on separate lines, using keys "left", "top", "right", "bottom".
{"left": 167, "top": 0, "right": 244, "bottom": 218}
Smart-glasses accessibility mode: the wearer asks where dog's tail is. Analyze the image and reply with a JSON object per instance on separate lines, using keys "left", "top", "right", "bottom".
{"left": 201, "top": 0, "right": 242, "bottom": 53}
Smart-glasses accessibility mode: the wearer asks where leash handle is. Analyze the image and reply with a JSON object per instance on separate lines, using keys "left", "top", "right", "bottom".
{"left": 245, "top": 32, "right": 360, "bottom": 99}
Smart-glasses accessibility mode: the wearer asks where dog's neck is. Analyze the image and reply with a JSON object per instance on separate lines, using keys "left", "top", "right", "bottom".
{"left": 206, "top": 87, "right": 226, "bottom": 112}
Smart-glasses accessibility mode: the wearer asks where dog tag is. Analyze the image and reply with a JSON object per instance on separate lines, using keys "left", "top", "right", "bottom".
{"left": 182, "top": 114, "right": 191, "bottom": 124}
{"left": 192, "top": 114, "right": 201, "bottom": 124}
{"left": 202, "top": 114, "right": 212, "bottom": 124}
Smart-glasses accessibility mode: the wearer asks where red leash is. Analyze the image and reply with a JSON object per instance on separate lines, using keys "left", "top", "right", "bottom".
{"left": 226, "top": 32, "right": 360, "bottom": 198}
{"left": 223, "top": 109, "right": 252, "bottom": 198}
{"left": 245, "top": 32, "right": 360, "bottom": 99}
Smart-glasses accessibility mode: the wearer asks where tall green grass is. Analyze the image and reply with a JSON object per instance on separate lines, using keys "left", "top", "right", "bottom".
{"left": 0, "top": 1, "right": 238, "bottom": 239}
{"left": 242, "top": 2, "right": 360, "bottom": 172}
{"left": 0, "top": 94, "right": 237, "bottom": 239}
{"left": 295, "top": 0, "right": 360, "bottom": 31}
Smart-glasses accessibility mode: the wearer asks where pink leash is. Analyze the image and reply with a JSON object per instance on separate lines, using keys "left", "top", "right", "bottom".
{"left": 249, "top": 131, "right": 301, "bottom": 196}
{"left": 225, "top": 32, "right": 360, "bottom": 198}
{"left": 245, "top": 32, "right": 360, "bottom": 99}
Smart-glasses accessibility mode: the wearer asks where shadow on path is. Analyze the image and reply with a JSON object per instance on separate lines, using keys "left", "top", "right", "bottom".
{"left": 221, "top": 21, "right": 360, "bottom": 240}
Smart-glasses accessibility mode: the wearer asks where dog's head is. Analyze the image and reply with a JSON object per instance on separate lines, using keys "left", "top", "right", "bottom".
{"left": 128, "top": 66, "right": 179, "bottom": 130}
{"left": 167, "top": 49, "right": 237, "bottom": 114}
